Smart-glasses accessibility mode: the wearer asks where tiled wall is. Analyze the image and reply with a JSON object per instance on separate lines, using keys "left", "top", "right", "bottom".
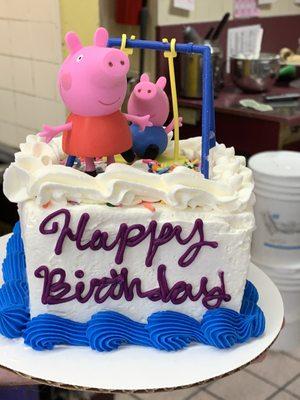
{"left": 0, "top": 0, "right": 65, "bottom": 147}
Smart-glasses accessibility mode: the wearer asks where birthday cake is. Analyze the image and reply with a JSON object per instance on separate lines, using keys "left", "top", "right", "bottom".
{"left": 0, "top": 27, "right": 265, "bottom": 352}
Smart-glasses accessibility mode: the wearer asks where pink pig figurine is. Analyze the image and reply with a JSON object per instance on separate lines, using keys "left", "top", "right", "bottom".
{"left": 127, "top": 73, "right": 182, "bottom": 160}
{"left": 38, "top": 27, "right": 152, "bottom": 176}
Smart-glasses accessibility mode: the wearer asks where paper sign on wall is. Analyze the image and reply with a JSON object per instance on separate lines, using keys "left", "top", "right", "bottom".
{"left": 173, "top": 0, "right": 195, "bottom": 11}
{"left": 234, "top": 0, "right": 259, "bottom": 18}
{"left": 226, "top": 25, "right": 263, "bottom": 72}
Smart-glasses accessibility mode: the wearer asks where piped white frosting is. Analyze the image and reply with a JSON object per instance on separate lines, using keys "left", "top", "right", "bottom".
{"left": 3, "top": 135, "right": 254, "bottom": 212}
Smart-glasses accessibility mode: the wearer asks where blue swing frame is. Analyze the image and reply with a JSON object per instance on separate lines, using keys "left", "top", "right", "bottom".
{"left": 67, "top": 38, "right": 215, "bottom": 179}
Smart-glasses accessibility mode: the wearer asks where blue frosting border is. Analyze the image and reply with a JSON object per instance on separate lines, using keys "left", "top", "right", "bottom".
{"left": 0, "top": 223, "right": 265, "bottom": 351}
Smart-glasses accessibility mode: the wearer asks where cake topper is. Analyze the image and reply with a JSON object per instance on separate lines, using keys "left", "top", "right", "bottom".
{"left": 38, "top": 27, "right": 152, "bottom": 176}
{"left": 127, "top": 73, "right": 182, "bottom": 160}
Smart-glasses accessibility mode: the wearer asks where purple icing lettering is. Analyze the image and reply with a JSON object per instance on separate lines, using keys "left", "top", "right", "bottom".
{"left": 34, "top": 266, "right": 76, "bottom": 304}
{"left": 75, "top": 213, "right": 91, "bottom": 251}
{"left": 144, "top": 222, "right": 177, "bottom": 267}
{"left": 168, "top": 281, "right": 188, "bottom": 305}
{"left": 177, "top": 219, "right": 218, "bottom": 267}
{"left": 75, "top": 270, "right": 84, "bottom": 278}
{"left": 34, "top": 265, "right": 231, "bottom": 309}
{"left": 202, "top": 271, "right": 231, "bottom": 309}
{"left": 39, "top": 209, "right": 218, "bottom": 268}
{"left": 39, "top": 209, "right": 75, "bottom": 255}
{"left": 156, "top": 264, "right": 169, "bottom": 302}
{"left": 115, "top": 223, "right": 147, "bottom": 265}
{"left": 37, "top": 210, "right": 230, "bottom": 310}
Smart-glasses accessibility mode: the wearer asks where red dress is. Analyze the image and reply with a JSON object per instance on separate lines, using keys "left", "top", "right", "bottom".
{"left": 62, "top": 111, "right": 132, "bottom": 158}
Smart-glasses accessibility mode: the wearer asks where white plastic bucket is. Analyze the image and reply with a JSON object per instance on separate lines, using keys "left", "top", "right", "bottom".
{"left": 261, "top": 264, "right": 300, "bottom": 351}
{"left": 249, "top": 151, "right": 300, "bottom": 268}
{"left": 249, "top": 151, "right": 300, "bottom": 351}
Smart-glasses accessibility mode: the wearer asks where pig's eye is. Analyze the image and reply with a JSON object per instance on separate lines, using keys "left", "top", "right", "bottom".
{"left": 76, "top": 54, "right": 84, "bottom": 63}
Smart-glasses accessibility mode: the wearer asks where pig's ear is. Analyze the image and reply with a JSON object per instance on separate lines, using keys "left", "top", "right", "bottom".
{"left": 65, "top": 32, "right": 82, "bottom": 54}
{"left": 140, "top": 73, "right": 150, "bottom": 82}
{"left": 156, "top": 76, "right": 167, "bottom": 89}
{"left": 94, "top": 27, "right": 109, "bottom": 47}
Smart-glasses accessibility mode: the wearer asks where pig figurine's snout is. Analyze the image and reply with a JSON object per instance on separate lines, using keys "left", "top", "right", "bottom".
{"left": 102, "top": 49, "right": 130, "bottom": 79}
{"left": 134, "top": 82, "right": 157, "bottom": 101}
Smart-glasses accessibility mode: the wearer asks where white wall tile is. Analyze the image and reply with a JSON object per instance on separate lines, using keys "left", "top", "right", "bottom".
{"left": 0, "top": 55, "right": 13, "bottom": 90}
{"left": 0, "top": 0, "right": 60, "bottom": 22}
{"left": 15, "top": 93, "right": 65, "bottom": 131}
{"left": 15, "top": 93, "right": 40, "bottom": 130}
{"left": 0, "top": 89, "right": 15, "bottom": 123}
{"left": 10, "top": 20, "right": 32, "bottom": 58}
{"left": 16, "top": 125, "right": 32, "bottom": 145}
{"left": 12, "top": 57, "right": 34, "bottom": 95}
{"left": 0, "top": 0, "right": 9, "bottom": 19}
{"left": 36, "top": 97, "right": 66, "bottom": 128}
{"left": 0, "top": 0, "right": 30, "bottom": 20}
{"left": 0, "top": 124, "right": 33, "bottom": 148}
{"left": 0, "top": 0, "right": 63, "bottom": 147}
{"left": 33, "top": 61, "right": 60, "bottom": 100}
{"left": 0, "top": 121, "right": 17, "bottom": 147}
{"left": 0, "top": 19, "right": 11, "bottom": 55}
{"left": 30, "top": 22, "right": 62, "bottom": 63}
{"left": 28, "top": 0, "right": 60, "bottom": 24}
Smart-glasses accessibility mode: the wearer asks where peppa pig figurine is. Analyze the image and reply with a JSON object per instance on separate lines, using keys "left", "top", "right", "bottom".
{"left": 127, "top": 73, "right": 182, "bottom": 160}
{"left": 38, "top": 27, "right": 152, "bottom": 176}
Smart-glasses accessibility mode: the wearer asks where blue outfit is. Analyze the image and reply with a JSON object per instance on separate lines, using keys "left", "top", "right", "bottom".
{"left": 130, "top": 124, "right": 168, "bottom": 158}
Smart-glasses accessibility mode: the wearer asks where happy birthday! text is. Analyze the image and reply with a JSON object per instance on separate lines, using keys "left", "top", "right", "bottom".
{"left": 35, "top": 209, "right": 231, "bottom": 310}
{"left": 34, "top": 265, "right": 231, "bottom": 308}
{"left": 39, "top": 209, "right": 218, "bottom": 268}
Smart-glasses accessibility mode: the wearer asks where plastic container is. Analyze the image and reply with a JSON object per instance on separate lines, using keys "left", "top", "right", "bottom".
{"left": 261, "top": 263, "right": 300, "bottom": 352}
{"left": 249, "top": 151, "right": 300, "bottom": 268}
{"left": 249, "top": 151, "right": 300, "bottom": 351}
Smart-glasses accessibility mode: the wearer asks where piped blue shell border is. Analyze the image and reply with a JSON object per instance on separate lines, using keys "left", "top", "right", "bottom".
{"left": 0, "top": 223, "right": 265, "bottom": 352}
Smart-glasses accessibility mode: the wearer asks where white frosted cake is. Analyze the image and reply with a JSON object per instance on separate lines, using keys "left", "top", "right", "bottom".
{"left": 0, "top": 135, "right": 265, "bottom": 352}
{"left": 0, "top": 27, "right": 264, "bottom": 352}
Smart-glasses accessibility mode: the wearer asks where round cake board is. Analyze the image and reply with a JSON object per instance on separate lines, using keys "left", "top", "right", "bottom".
{"left": 0, "top": 234, "right": 284, "bottom": 393}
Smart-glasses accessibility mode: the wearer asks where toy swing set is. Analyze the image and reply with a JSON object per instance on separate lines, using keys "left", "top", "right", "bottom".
{"left": 40, "top": 27, "right": 215, "bottom": 179}
{"left": 111, "top": 33, "right": 216, "bottom": 179}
